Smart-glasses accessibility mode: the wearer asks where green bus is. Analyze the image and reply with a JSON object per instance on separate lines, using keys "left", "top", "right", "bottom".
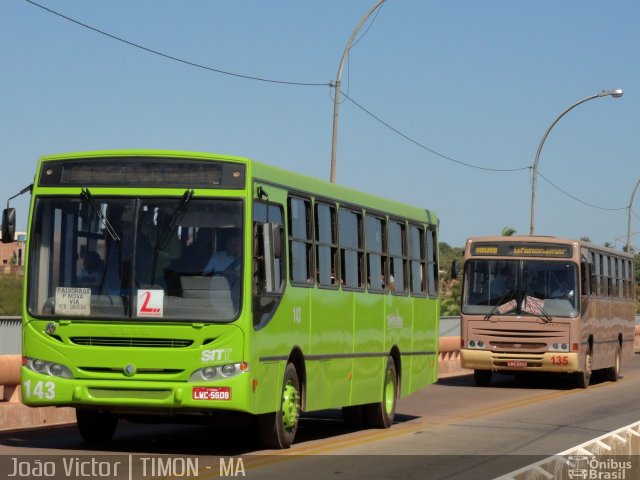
{"left": 1, "top": 150, "right": 440, "bottom": 448}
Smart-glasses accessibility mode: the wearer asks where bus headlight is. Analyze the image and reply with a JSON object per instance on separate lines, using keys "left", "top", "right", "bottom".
{"left": 189, "top": 362, "right": 248, "bottom": 382}
{"left": 467, "top": 340, "right": 485, "bottom": 349}
{"left": 24, "top": 357, "right": 73, "bottom": 378}
{"left": 549, "top": 343, "right": 569, "bottom": 352}
{"left": 220, "top": 364, "right": 236, "bottom": 377}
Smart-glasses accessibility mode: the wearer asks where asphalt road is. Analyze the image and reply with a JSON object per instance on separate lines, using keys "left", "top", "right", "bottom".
{"left": 1, "top": 354, "right": 639, "bottom": 480}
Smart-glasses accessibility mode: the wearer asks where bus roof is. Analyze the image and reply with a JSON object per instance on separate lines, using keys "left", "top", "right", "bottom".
{"left": 465, "top": 235, "right": 633, "bottom": 259}
{"left": 37, "top": 149, "right": 438, "bottom": 226}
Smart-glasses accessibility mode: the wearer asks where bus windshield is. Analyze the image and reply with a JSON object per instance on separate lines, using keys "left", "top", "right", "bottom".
{"left": 28, "top": 195, "right": 243, "bottom": 322}
{"left": 462, "top": 259, "right": 578, "bottom": 318}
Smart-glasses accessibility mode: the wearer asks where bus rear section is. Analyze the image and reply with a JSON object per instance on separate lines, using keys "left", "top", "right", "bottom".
{"left": 459, "top": 236, "right": 635, "bottom": 388}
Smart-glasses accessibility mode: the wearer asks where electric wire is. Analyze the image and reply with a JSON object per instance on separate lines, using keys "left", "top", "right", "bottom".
{"left": 341, "top": 91, "right": 530, "bottom": 172}
{"left": 537, "top": 171, "right": 627, "bottom": 211}
{"left": 23, "top": 0, "right": 330, "bottom": 87}
{"left": 23, "top": 0, "right": 636, "bottom": 218}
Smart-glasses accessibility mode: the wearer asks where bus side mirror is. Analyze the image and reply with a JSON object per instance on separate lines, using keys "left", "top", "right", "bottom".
{"left": 451, "top": 260, "right": 459, "bottom": 279}
{"left": 1, "top": 208, "right": 16, "bottom": 243}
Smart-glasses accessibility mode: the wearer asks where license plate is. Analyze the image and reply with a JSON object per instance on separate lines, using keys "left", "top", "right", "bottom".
{"left": 507, "top": 361, "right": 527, "bottom": 368}
{"left": 192, "top": 386, "right": 231, "bottom": 401}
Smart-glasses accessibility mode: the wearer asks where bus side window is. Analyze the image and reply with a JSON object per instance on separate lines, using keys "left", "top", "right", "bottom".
{"left": 288, "top": 197, "right": 313, "bottom": 285}
{"left": 253, "top": 200, "right": 285, "bottom": 327}
{"left": 581, "top": 258, "right": 589, "bottom": 296}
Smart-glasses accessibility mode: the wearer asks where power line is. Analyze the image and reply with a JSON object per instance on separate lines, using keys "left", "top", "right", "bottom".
{"left": 23, "top": 0, "right": 330, "bottom": 87}
{"left": 341, "top": 91, "right": 530, "bottom": 172}
{"left": 537, "top": 170, "right": 627, "bottom": 211}
{"left": 23, "top": 0, "right": 634, "bottom": 218}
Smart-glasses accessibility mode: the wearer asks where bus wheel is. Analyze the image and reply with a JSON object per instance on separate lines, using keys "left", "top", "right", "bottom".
{"left": 576, "top": 349, "right": 592, "bottom": 389}
{"left": 76, "top": 409, "right": 118, "bottom": 444}
{"left": 259, "top": 362, "right": 301, "bottom": 449}
{"left": 473, "top": 369, "right": 492, "bottom": 387}
{"left": 605, "top": 344, "right": 621, "bottom": 382}
{"left": 363, "top": 356, "right": 398, "bottom": 429}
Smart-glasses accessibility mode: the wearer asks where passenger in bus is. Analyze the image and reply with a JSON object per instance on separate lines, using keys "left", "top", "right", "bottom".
{"left": 79, "top": 251, "right": 104, "bottom": 287}
{"left": 203, "top": 235, "right": 241, "bottom": 275}
{"left": 552, "top": 279, "right": 572, "bottom": 299}
{"left": 491, "top": 267, "right": 514, "bottom": 293}
{"left": 203, "top": 234, "right": 242, "bottom": 311}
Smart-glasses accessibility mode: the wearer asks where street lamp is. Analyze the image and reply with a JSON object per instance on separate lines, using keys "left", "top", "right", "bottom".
{"left": 626, "top": 176, "right": 640, "bottom": 252}
{"left": 529, "top": 89, "right": 623, "bottom": 235}
{"left": 329, "top": 0, "right": 386, "bottom": 184}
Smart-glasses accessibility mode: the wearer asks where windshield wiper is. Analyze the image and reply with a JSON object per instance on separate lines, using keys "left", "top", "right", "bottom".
{"left": 80, "top": 188, "right": 121, "bottom": 242}
{"left": 483, "top": 289, "right": 516, "bottom": 321}
{"left": 522, "top": 294, "right": 553, "bottom": 323}
{"left": 157, "top": 189, "right": 194, "bottom": 251}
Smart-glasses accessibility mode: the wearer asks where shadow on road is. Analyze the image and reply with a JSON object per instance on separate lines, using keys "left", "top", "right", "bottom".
{"left": 0, "top": 409, "right": 419, "bottom": 456}
{"left": 437, "top": 370, "right": 614, "bottom": 391}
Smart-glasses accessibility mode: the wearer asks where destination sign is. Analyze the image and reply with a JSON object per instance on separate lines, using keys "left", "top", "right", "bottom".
{"left": 39, "top": 157, "right": 246, "bottom": 189}
{"left": 471, "top": 242, "right": 572, "bottom": 258}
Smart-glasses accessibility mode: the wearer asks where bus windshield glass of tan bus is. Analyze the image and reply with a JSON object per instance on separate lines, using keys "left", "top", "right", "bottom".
{"left": 462, "top": 260, "right": 578, "bottom": 318}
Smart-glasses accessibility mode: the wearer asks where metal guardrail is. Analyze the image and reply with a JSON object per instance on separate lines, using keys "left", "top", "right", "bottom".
{"left": 496, "top": 420, "right": 640, "bottom": 479}
{"left": 0, "top": 317, "right": 20, "bottom": 355}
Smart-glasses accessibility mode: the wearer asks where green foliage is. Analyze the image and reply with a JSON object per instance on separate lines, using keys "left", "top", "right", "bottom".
{"left": 438, "top": 242, "right": 464, "bottom": 316}
{"left": 501, "top": 227, "right": 516, "bottom": 236}
{"left": 440, "top": 278, "right": 461, "bottom": 316}
{"left": 439, "top": 242, "right": 464, "bottom": 279}
{"left": 0, "top": 275, "right": 23, "bottom": 316}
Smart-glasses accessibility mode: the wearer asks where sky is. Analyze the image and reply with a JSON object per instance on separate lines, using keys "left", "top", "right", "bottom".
{"left": 1, "top": 0, "right": 639, "bottom": 249}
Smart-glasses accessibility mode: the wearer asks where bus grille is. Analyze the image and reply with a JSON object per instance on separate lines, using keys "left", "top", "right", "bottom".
{"left": 492, "top": 353, "right": 545, "bottom": 368}
{"left": 70, "top": 337, "right": 193, "bottom": 348}
{"left": 87, "top": 388, "right": 172, "bottom": 400}
{"left": 490, "top": 342, "right": 547, "bottom": 350}
{"left": 78, "top": 367, "right": 184, "bottom": 375}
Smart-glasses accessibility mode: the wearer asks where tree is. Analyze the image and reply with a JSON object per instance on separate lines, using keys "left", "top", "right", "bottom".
{"left": 501, "top": 227, "right": 516, "bottom": 236}
{"left": 438, "top": 242, "right": 464, "bottom": 316}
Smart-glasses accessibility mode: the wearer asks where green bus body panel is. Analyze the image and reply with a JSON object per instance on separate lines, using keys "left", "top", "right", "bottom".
{"left": 21, "top": 150, "right": 439, "bottom": 418}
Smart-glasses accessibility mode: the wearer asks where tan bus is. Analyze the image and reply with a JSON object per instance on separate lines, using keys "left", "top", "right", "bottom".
{"left": 459, "top": 236, "right": 635, "bottom": 388}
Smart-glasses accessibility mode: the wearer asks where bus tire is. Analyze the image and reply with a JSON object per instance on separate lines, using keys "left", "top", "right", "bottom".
{"left": 76, "top": 409, "right": 118, "bottom": 444}
{"left": 363, "top": 356, "right": 398, "bottom": 429}
{"left": 605, "top": 343, "right": 621, "bottom": 382}
{"left": 258, "top": 362, "right": 301, "bottom": 449}
{"left": 575, "top": 348, "right": 592, "bottom": 389}
{"left": 473, "top": 369, "right": 492, "bottom": 387}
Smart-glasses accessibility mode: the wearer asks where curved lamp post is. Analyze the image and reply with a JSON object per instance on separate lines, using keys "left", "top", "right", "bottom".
{"left": 330, "top": 0, "right": 387, "bottom": 184}
{"left": 626, "top": 176, "right": 640, "bottom": 252}
{"left": 529, "top": 89, "right": 623, "bottom": 235}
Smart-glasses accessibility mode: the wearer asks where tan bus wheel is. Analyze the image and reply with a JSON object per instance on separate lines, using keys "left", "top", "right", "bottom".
{"left": 605, "top": 344, "right": 621, "bottom": 382}
{"left": 575, "top": 349, "right": 592, "bottom": 389}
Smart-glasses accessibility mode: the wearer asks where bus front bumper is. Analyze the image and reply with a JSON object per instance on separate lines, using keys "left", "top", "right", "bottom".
{"left": 20, "top": 367, "right": 252, "bottom": 414}
{"left": 460, "top": 349, "right": 580, "bottom": 373}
